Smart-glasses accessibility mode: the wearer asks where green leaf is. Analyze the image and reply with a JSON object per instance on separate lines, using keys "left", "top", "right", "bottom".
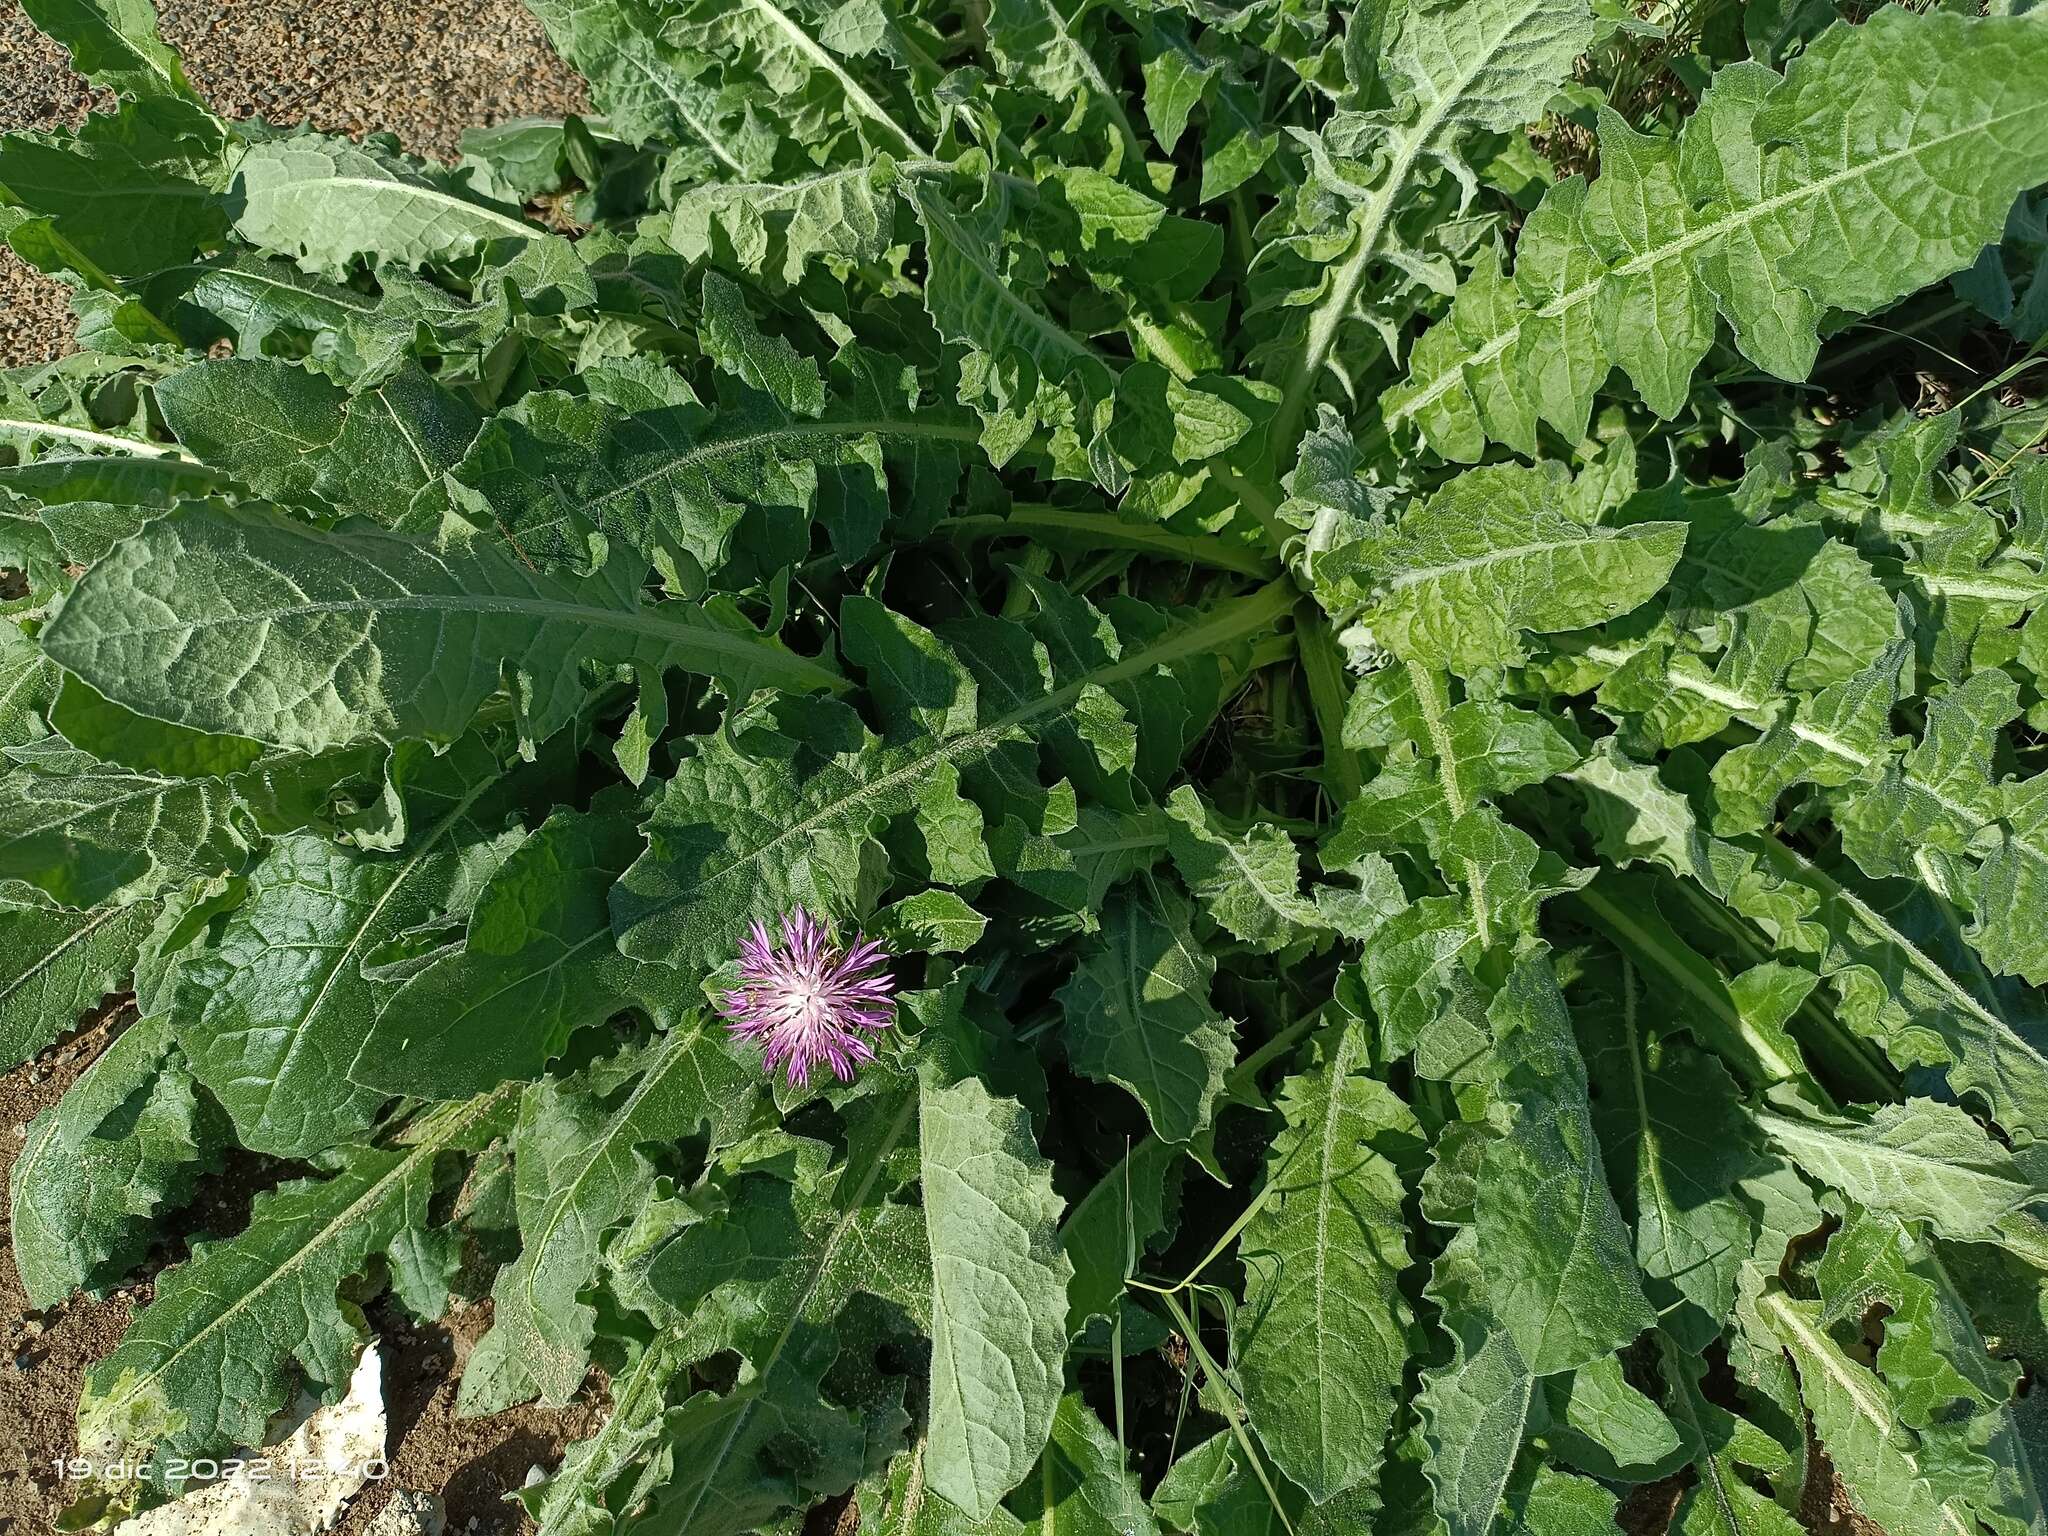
{"left": 610, "top": 699, "right": 905, "bottom": 972}
{"left": 1755, "top": 1098, "right": 2046, "bottom": 1242}
{"left": 229, "top": 135, "right": 542, "bottom": 275}
{"left": 165, "top": 736, "right": 529, "bottom": 1157}
{"left": 618, "top": 1091, "right": 929, "bottom": 1535}
{"left": 913, "top": 177, "right": 1119, "bottom": 483}
{"left": 698, "top": 271, "right": 824, "bottom": 416}
{"left": 665, "top": 165, "right": 895, "bottom": 284}
{"left": 1969, "top": 769, "right": 2048, "bottom": 988}
{"left": 1269, "top": 0, "right": 1601, "bottom": 453}
{"left": 18, "top": 0, "right": 201, "bottom": 101}
{"left": 1539, "top": 1355, "right": 1683, "bottom": 1482}
{"left": 0, "top": 455, "right": 219, "bottom": 555}
{"left": 0, "top": 619, "right": 61, "bottom": 747}
{"left": 0, "top": 98, "right": 227, "bottom": 276}
{"left": 985, "top": 0, "right": 1146, "bottom": 175}
{"left": 9, "top": 1014, "right": 222, "bottom": 1306}
{"left": 1337, "top": 461, "right": 1684, "bottom": 672}
{"left": 1567, "top": 754, "right": 2048, "bottom": 1140}
{"left": 155, "top": 358, "right": 483, "bottom": 524}
{"left": 41, "top": 502, "right": 840, "bottom": 754}
{"left": 1580, "top": 959, "right": 1760, "bottom": 1350}
{"left": 921, "top": 1071, "right": 1073, "bottom": 1522}
{"left": 1391, "top": 10, "right": 2048, "bottom": 459}
{"left": 1659, "top": 1334, "right": 1803, "bottom": 1536}
{"left": 451, "top": 348, "right": 973, "bottom": 576}
{"left": 516, "top": 0, "right": 773, "bottom": 166}
{"left": 1813, "top": 1211, "right": 2015, "bottom": 1425}
{"left": 614, "top": 584, "right": 1287, "bottom": 970}
{"left": 351, "top": 805, "right": 658, "bottom": 1099}
{"left": 0, "top": 898, "right": 158, "bottom": 1067}
{"left": 1418, "top": 1233, "right": 1536, "bottom": 1536}
{"left": 1477, "top": 951, "right": 1656, "bottom": 1375}
{"left": 518, "top": 1331, "right": 686, "bottom": 1536}
{"left": 1059, "top": 1132, "right": 1181, "bottom": 1339}
{"left": 12, "top": 6, "right": 2048, "bottom": 1528}
{"left": 1163, "top": 785, "right": 1324, "bottom": 953}
{"left": 875, "top": 889, "right": 988, "bottom": 954}
{"left": 0, "top": 738, "right": 249, "bottom": 910}
{"left": 1236, "top": 1021, "right": 1416, "bottom": 1501}
{"left": 133, "top": 251, "right": 482, "bottom": 385}
{"left": 863, "top": 1442, "right": 1030, "bottom": 1535}
{"left": 1056, "top": 882, "right": 1236, "bottom": 1146}
{"left": 1741, "top": 1270, "right": 1976, "bottom": 1536}
{"left": 50, "top": 674, "right": 264, "bottom": 780}
{"left": 1008, "top": 1393, "right": 1160, "bottom": 1536}
{"left": 1707, "top": 637, "right": 1912, "bottom": 838}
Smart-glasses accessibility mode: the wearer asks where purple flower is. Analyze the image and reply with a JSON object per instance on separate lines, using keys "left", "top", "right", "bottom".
{"left": 718, "top": 908, "right": 896, "bottom": 1086}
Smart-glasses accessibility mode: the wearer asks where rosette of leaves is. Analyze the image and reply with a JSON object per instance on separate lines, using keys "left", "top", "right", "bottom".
{"left": 6, "top": 1, "right": 2048, "bottom": 1534}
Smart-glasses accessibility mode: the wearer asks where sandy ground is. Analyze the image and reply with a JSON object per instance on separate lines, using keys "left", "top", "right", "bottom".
{"left": 0, "top": 0, "right": 589, "bottom": 367}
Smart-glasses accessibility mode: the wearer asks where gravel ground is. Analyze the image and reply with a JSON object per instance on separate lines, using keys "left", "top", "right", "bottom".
{"left": 0, "top": 0, "right": 589, "bottom": 367}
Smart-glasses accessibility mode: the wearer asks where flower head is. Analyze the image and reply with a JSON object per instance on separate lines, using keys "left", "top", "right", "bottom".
{"left": 718, "top": 908, "right": 896, "bottom": 1086}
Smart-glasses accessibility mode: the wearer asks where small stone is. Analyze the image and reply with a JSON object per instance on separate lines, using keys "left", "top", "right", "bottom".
{"left": 364, "top": 1490, "right": 446, "bottom": 1536}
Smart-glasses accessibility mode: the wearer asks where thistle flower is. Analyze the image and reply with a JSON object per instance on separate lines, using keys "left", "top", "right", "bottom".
{"left": 718, "top": 908, "right": 896, "bottom": 1086}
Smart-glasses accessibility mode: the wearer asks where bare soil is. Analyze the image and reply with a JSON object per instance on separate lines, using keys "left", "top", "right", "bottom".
{"left": 1799, "top": 1429, "right": 1891, "bottom": 1536}
{"left": 342, "top": 1299, "right": 606, "bottom": 1536}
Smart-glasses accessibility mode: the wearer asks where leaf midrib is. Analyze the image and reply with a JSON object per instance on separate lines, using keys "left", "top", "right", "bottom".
{"left": 0, "top": 414, "right": 193, "bottom": 460}
{"left": 532, "top": 1331, "right": 680, "bottom": 1535}
{"left": 1617, "top": 962, "right": 1682, "bottom": 1298}
{"left": 1308, "top": 1027, "right": 1352, "bottom": 1477}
